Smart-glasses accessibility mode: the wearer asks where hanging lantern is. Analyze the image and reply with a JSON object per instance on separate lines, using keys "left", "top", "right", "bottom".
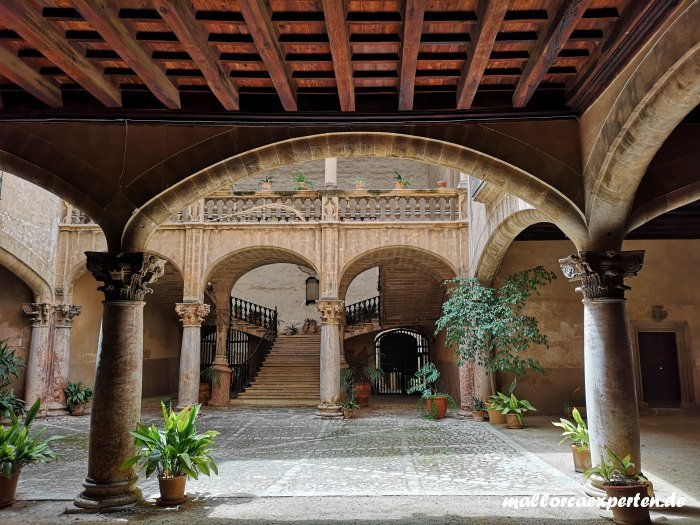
{"left": 305, "top": 276, "right": 319, "bottom": 305}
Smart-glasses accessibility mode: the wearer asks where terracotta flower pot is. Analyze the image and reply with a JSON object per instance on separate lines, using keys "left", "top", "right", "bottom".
{"left": 198, "top": 383, "right": 211, "bottom": 405}
{"left": 604, "top": 483, "right": 651, "bottom": 525}
{"left": 395, "top": 182, "right": 407, "bottom": 190}
{"left": 342, "top": 408, "right": 355, "bottom": 419}
{"left": 157, "top": 475, "right": 188, "bottom": 506}
{"left": 437, "top": 180, "right": 447, "bottom": 188}
{"left": 296, "top": 182, "right": 307, "bottom": 190}
{"left": 68, "top": 403, "right": 87, "bottom": 416}
{"left": 355, "top": 382, "right": 371, "bottom": 407}
{"left": 355, "top": 182, "right": 366, "bottom": 190}
{"left": 571, "top": 444, "right": 591, "bottom": 473}
{"left": 426, "top": 396, "right": 448, "bottom": 419}
{"left": 0, "top": 470, "right": 20, "bottom": 509}
{"left": 472, "top": 410, "right": 485, "bottom": 422}
{"left": 259, "top": 181, "right": 272, "bottom": 191}
{"left": 505, "top": 412, "right": 523, "bottom": 429}
{"left": 487, "top": 409, "right": 505, "bottom": 424}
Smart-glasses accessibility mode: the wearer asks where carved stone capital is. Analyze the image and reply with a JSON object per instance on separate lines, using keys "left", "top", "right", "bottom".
{"left": 559, "top": 250, "right": 645, "bottom": 300}
{"left": 317, "top": 299, "right": 345, "bottom": 324}
{"left": 85, "top": 252, "right": 166, "bottom": 302}
{"left": 22, "top": 303, "right": 53, "bottom": 327}
{"left": 176, "top": 302, "right": 211, "bottom": 328}
{"left": 54, "top": 304, "right": 82, "bottom": 328}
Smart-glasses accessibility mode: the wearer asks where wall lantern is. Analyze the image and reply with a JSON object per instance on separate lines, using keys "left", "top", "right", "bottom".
{"left": 306, "top": 276, "right": 319, "bottom": 305}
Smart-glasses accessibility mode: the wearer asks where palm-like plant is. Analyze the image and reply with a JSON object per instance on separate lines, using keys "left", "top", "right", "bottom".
{"left": 552, "top": 407, "right": 589, "bottom": 448}
{"left": 0, "top": 340, "right": 26, "bottom": 418}
{"left": 121, "top": 402, "right": 219, "bottom": 480}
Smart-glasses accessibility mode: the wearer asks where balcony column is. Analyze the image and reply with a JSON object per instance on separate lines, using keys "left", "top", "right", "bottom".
{"left": 74, "top": 252, "right": 165, "bottom": 510}
{"left": 175, "top": 302, "right": 211, "bottom": 408}
{"left": 48, "top": 305, "right": 82, "bottom": 415}
{"left": 559, "top": 250, "right": 645, "bottom": 496}
{"left": 317, "top": 298, "right": 344, "bottom": 418}
{"left": 21, "top": 303, "right": 53, "bottom": 411}
{"left": 324, "top": 157, "right": 338, "bottom": 189}
{"left": 209, "top": 309, "right": 232, "bottom": 407}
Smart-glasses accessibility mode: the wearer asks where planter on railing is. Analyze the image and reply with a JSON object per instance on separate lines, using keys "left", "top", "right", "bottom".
{"left": 345, "top": 296, "right": 381, "bottom": 326}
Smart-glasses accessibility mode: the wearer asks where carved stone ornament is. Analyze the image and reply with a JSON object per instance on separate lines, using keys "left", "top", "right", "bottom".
{"left": 322, "top": 194, "right": 339, "bottom": 222}
{"left": 559, "top": 250, "right": 645, "bottom": 300}
{"left": 22, "top": 303, "right": 53, "bottom": 327}
{"left": 316, "top": 299, "right": 345, "bottom": 324}
{"left": 651, "top": 305, "right": 668, "bottom": 323}
{"left": 176, "top": 303, "right": 211, "bottom": 327}
{"left": 85, "top": 252, "right": 166, "bottom": 301}
{"left": 54, "top": 304, "right": 82, "bottom": 328}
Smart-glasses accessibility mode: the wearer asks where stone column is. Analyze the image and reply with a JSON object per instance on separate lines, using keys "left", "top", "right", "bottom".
{"left": 22, "top": 303, "right": 53, "bottom": 410}
{"left": 48, "top": 305, "right": 82, "bottom": 415}
{"left": 559, "top": 250, "right": 645, "bottom": 495}
{"left": 208, "top": 309, "right": 231, "bottom": 407}
{"left": 316, "top": 299, "right": 344, "bottom": 417}
{"left": 74, "top": 252, "right": 165, "bottom": 510}
{"left": 175, "top": 302, "right": 210, "bottom": 408}
{"left": 324, "top": 157, "right": 338, "bottom": 188}
{"left": 457, "top": 358, "right": 475, "bottom": 417}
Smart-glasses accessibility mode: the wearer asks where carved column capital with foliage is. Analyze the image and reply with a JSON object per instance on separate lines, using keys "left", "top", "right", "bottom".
{"left": 22, "top": 303, "right": 53, "bottom": 327}
{"left": 176, "top": 302, "right": 210, "bottom": 328}
{"left": 54, "top": 304, "right": 82, "bottom": 328}
{"left": 86, "top": 252, "right": 166, "bottom": 302}
{"left": 317, "top": 299, "right": 345, "bottom": 324}
{"left": 559, "top": 250, "right": 645, "bottom": 300}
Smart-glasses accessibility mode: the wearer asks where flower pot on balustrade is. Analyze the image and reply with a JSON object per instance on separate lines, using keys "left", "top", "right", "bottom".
{"left": 394, "top": 182, "right": 407, "bottom": 190}
{"left": 0, "top": 470, "right": 20, "bottom": 508}
{"left": 355, "top": 382, "right": 372, "bottom": 407}
{"left": 571, "top": 444, "right": 591, "bottom": 473}
{"left": 354, "top": 181, "right": 366, "bottom": 190}
{"left": 437, "top": 180, "right": 447, "bottom": 189}
{"left": 259, "top": 181, "right": 273, "bottom": 192}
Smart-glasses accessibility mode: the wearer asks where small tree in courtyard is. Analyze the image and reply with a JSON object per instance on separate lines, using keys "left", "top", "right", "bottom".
{"left": 436, "top": 266, "right": 557, "bottom": 377}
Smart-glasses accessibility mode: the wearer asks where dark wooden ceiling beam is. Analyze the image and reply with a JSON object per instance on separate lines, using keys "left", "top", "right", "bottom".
{"left": 0, "top": 44, "right": 62, "bottom": 107}
{"left": 74, "top": 0, "right": 180, "bottom": 109}
{"left": 322, "top": 0, "right": 354, "bottom": 111}
{"left": 154, "top": 0, "right": 239, "bottom": 110}
{"left": 513, "top": 0, "right": 590, "bottom": 108}
{"left": 456, "top": 0, "right": 510, "bottom": 110}
{"left": 238, "top": 0, "right": 297, "bottom": 111}
{"left": 398, "top": 0, "right": 426, "bottom": 111}
{"left": 0, "top": 0, "right": 121, "bottom": 107}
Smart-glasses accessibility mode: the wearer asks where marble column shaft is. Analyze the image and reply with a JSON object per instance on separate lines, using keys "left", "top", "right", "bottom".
{"left": 49, "top": 305, "right": 82, "bottom": 415}
{"left": 209, "top": 309, "right": 232, "bottom": 407}
{"left": 175, "top": 302, "right": 210, "bottom": 408}
{"left": 317, "top": 299, "right": 344, "bottom": 417}
{"left": 22, "top": 303, "right": 53, "bottom": 410}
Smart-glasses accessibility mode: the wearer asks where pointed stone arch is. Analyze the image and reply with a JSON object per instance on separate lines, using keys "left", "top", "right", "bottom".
{"left": 0, "top": 230, "right": 53, "bottom": 302}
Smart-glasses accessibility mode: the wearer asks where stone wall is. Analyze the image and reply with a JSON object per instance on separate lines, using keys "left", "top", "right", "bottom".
{"left": 0, "top": 264, "right": 33, "bottom": 393}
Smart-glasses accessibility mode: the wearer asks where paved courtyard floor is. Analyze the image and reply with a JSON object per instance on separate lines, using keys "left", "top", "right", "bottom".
{"left": 1, "top": 397, "right": 699, "bottom": 524}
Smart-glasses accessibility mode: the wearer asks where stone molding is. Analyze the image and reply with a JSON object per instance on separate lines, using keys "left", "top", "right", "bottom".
{"left": 559, "top": 250, "right": 645, "bottom": 300}
{"left": 317, "top": 299, "right": 345, "bottom": 324}
{"left": 54, "top": 304, "right": 82, "bottom": 328}
{"left": 85, "top": 252, "right": 166, "bottom": 301}
{"left": 22, "top": 303, "right": 53, "bottom": 327}
{"left": 175, "top": 302, "right": 211, "bottom": 327}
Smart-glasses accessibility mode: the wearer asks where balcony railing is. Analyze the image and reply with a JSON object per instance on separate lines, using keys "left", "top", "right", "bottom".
{"left": 62, "top": 189, "right": 466, "bottom": 226}
{"left": 345, "top": 296, "right": 381, "bottom": 326}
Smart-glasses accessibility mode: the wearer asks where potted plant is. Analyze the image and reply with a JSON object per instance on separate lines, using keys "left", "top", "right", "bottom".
{"left": 292, "top": 172, "right": 315, "bottom": 191}
{"left": 354, "top": 177, "right": 367, "bottom": 190}
{"left": 121, "top": 402, "right": 219, "bottom": 506}
{"left": 585, "top": 448, "right": 651, "bottom": 525}
{"left": 302, "top": 318, "right": 318, "bottom": 334}
{"left": 0, "top": 400, "right": 60, "bottom": 508}
{"left": 340, "top": 399, "right": 359, "bottom": 419}
{"left": 64, "top": 381, "right": 93, "bottom": 416}
{"left": 284, "top": 323, "right": 300, "bottom": 335}
{"left": 0, "top": 339, "right": 26, "bottom": 420}
{"left": 341, "top": 363, "right": 382, "bottom": 407}
{"left": 407, "top": 363, "right": 457, "bottom": 420}
{"left": 200, "top": 364, "right": 224, "bottom": 404}
{"left": 259, "top": 175, "right": 273, "bottom": 191}
{"left": 552, "top": 407, "right": 591, "bottom": 472}
{"left": 471, "top": 396, "right": 486, "bottom": 422}
{"left": 394, "top": 171, "right": 410, "bottom": 189}
{"left": 491, "top": 380, "right": 536, "bottom": 429}
{"left": 437, "top": 180, "right": 447, "bottom": 188}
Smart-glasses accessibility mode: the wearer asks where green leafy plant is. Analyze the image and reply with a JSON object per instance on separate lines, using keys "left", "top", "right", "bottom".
{"left": 292, "top": 172, "right": 315, "bottom": 190}
{"left": 488, "top": 380, "right": 536, "bottom": 425}
{"left": 121, "top": 402, "right": 219, "bottom": 480}
{"left": 354, "top": 177, "right": 366, "bottom": 184}
{"left": 436, "top": 266, "right": 557, "bottom": 376}
{"left": 64, "top": 381, "right": 93, "bottom": 406}
{"left": 340, "top": 399, "right": 359, "bottom": 411}
{"left": 259, "top": 175, "right": 273, "bottom": 183}
{"left": 0, "top": 400, "right": 60, "bottom": 478}
{"left": 285, "top": 323, "right": 300, "bottom": 335}
{"left": 340, "top": 359, "right": 383, "bottom": 387}
{"left": 394, "top": 170, "right": 410, "bottom": 186}
{"left": 407, "top": 363, "right": 457, "bottom": 419}
{"left": 552, "top": 407, "right": 589, "bottom": 448}
{"left": 0, "top": 340, "right": 26, "bottom": 419}
{"left": 585, "top": 448, "right": 648, "bottom": 487}
{"left": 471, "top": 395, "right": 486, "bottom": 412}
{"left": 0, "top": 390, "right": 25, "bottom": 420}
{"left": 200, "top": 365, "right": 224, "bottom": 387}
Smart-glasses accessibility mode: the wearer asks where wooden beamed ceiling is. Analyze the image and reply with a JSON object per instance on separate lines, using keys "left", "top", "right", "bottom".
{"left": 0, "top": 0, "right": 678, "bottom": 116}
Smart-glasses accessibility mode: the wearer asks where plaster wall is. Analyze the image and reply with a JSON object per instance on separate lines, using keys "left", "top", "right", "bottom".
{"left": 0, "top": 264, "right": 33, "bottom": 393}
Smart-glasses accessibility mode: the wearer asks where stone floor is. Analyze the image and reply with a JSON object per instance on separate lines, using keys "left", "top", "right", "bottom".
{"left": 2, "top": 397, "right": 699, "bottom": 524}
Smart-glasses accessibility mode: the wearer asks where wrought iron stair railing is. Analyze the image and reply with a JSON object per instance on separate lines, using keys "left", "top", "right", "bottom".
{"left": 231, "top": 297, "right": 278, "bottom": 330}
{"left": 230, "top": 324, "right": 277, "bottom": 397}
{"left": 345, "top": 296, "right": 381, "bottom": 326}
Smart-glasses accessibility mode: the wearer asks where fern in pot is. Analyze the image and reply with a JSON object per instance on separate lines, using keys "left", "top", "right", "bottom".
{"left": 64, "top": 381, "right": 93, "bottom": 416}
{"left": 121, "top": 402, "right": 219, "bottom": 506}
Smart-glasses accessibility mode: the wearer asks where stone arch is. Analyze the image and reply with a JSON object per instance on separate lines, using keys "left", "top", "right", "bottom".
{"left": 585, "top": 1, "right": 700, "bottom": 246}
{"left": 0, "top": 230, "right": 53, "bottom": 302}
{"left": 123, "top": 132, "right": 589, "bottom": 252}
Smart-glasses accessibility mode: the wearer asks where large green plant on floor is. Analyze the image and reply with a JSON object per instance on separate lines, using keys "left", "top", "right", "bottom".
{"left": 0, "top": 339, "right": 26, "bottom": 419}
{"left": 436, "top": 266, "right": 556, "bottom": 376}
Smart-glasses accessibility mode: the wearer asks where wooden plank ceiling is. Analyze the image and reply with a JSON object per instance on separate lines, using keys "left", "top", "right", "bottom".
{"left": 0, "top": 0, "right": 677, "bottom": 115}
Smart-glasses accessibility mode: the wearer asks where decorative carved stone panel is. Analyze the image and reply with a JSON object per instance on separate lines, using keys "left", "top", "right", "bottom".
{"left": 559, "top": 250, "right": 645, "bottom": 300}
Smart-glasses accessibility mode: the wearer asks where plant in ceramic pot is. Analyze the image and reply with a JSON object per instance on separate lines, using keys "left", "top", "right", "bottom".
{"left": 492, "top": 380, "right": 536, "bottom": 428}
{"left": 393, "top": 170, "right": 410, "bottom": 189}
{"left": 340, "top": 359, "right": 383, "bottom": 408}
{"left": 0, "top": 339, "right": 26, "bottom": 419}
{"left": 292, "top": 172, "right": 315, "bottom": 191}
{"left": 354, "top": 177, "right": 367, "bottom": 190}
{"left": 407, "top": 363, "right": 457, "bottom": 420}
{"left": 585, "top": 448, "right": 651, "bottom": 525}
{"left": 0, "top": 400, "right": 60, "bottom": 508}
{"left": 437, "top": 180, "right": 447, "bottom": 188}
{"left": 121, "top": 402, "right": 219, "bottom": 506}
{"left": 552, "top": 407, "right": 591, "bottom": 472}
{"left": 471, "top": 396, "right": 486, "bottom": 422}
{"left": 340, "top": 399, "right": 359, "bottom": 419}
{"left": 64, "top": 381, "right": 93, "bottom": 416}
{"left": 258, "top": 175, "right": 273, "bottom": 191}
{"left": 302, "top": 318, "right": 318, "bottom": 334}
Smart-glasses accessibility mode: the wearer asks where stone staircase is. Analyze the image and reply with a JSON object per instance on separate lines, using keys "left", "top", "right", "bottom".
{"left": 231, "top": 334, "right": 322, "bottom": 407}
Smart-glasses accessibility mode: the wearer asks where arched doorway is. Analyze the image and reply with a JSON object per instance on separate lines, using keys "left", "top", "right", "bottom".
{"left": 374, "top": 329, "right": 429, "bottom": 395}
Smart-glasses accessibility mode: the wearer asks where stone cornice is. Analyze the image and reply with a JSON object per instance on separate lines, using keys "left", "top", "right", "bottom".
{"left": 85, "top": 252, "right": 166, "bottom": 302}
{"left": 559, "top": 250, "right": 645, "bottom": 300}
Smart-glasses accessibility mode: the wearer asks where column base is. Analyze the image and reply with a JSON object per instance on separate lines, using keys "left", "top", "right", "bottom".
{"left": 47, "top": 407, "right": 70, "bottom": 417}
{"left": 316, "top": 403, "right": 343, "bottom": 418}
{"left": 584, "top": 475, "right": 606, "bottom": 498}
{"left": 74, "top": 477, "right": 141, "bottom": 510}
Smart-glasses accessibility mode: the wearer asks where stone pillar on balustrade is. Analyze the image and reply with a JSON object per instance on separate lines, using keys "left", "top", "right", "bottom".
{"left": 316, "top": 298, "right": 344, "bottom": 418}
{"left": 48, "top": 304, "right": 82, "bottom": 415}
{"left": 209, "top": 309, "right": 232, "bottom": 407}
{"left": 74, "top": 251, "right": 165, "bottom": 510}
{"left": 21, "top": 302, "right": 53, "bottom": 411}
{"left": 176, "top": 302, "right": 210, "bottom": 408}
{"left": 559, "top": 250, "right": 644, "bottom": 496}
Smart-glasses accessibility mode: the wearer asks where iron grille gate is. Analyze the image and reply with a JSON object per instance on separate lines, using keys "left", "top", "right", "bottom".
{"left": 373, "top": 329, "right": 430, "bottom": 394}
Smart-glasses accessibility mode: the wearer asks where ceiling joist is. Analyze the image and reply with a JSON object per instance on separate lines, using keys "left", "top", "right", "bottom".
{"left": 398, "top": 0, "right": 426, "bottom": 111}
{"left": 322, "top": 0, "right": 354, "bottom": 112}
{"left": 0, "top": 44, "right": 62, "bottom": 107}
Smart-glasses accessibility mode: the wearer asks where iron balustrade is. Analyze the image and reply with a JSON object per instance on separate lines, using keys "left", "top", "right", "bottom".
{"left": 231, "top": 325, "right": 277, "bottom": 398}
{"left": 345, "top": 296, "right": 381, "bottom": 326}
{"left": 231, "top": 297, "right": 278, "bottom": 330}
